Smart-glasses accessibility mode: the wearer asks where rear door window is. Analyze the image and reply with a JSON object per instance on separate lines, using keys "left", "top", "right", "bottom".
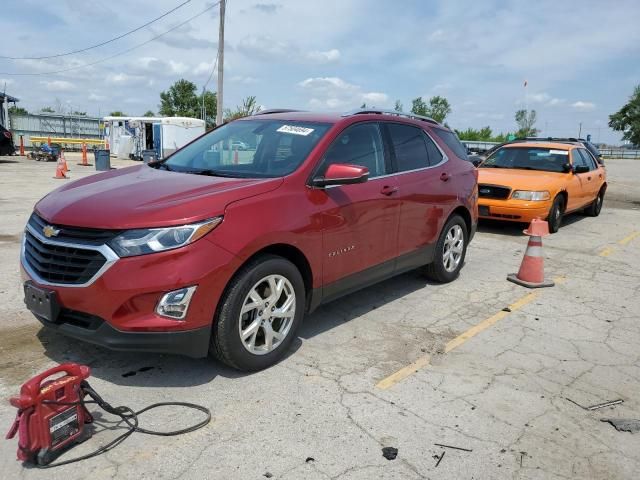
{"left": 572, "top": 149, "right": 587, "bottom": 169}
{"left": 432, "top": 128, "right": 468, "bottom": 160}
{"left": 386, "top": 124, "right": 444, "bottom": 171}
{"left": 579, "top": 149, "right": 597, "bottom": 170}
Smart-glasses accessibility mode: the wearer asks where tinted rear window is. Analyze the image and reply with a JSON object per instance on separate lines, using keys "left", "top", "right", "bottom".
{"left": 432, "top": 129, "right": 467, "bottom": 160}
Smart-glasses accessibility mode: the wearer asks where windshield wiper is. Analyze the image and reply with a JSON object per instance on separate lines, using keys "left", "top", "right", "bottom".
{"left": 187, "top": 169, "right": 242, "bottom": 178}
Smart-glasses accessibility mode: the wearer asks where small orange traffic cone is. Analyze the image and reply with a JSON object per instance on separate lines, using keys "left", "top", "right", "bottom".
{"left": 507, "top": 218, "right": 554, "bottom": 288}
{"left": 60, "top": 149, "right": 71, "bottom": 173}
{"left": 78, "top": 143, "right": 91, "bottom": 166}
{"left": 233, "top": 147, "right": 239, "bottom": 165}
{"left": 53, "top": 158, "right": 67, "bottom": 179}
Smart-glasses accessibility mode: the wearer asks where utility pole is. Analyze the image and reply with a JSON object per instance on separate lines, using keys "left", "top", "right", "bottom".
{"left": 578, "top": 122, "right": 582, "bottom": 138}
{"left": 215, "top": 0, "right": 225, "bottom": 127}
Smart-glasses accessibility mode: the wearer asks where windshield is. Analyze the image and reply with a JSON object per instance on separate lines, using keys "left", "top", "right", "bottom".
{"left": 481, "top": 146, "right": 569, "bottom": 173}
{"left": 156, "top": 119, "right": 332, "bottom": 178}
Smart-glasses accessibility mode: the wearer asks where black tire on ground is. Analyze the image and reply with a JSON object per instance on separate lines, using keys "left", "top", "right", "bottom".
{"left": 210, "top": 255, "right": 305, "bottom": 371}
{"left": 424, "top": 214, "right": 468, "bottom": 283}
{"left": 584, "top": 187, "right": 605, "bottom": 217}
{"left": 548, "top": 195, "right": 564, "bottom": 233}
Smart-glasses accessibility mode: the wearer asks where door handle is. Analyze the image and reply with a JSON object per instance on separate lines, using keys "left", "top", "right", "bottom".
{"left": 440, "top": 172, "right": 450, "bottom": 182}
{"left": 380, "top": 185, "right": 399, "bottom": 196}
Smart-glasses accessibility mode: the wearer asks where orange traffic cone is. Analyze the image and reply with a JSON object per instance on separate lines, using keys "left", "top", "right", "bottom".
{"left": 78, "top": 143, "right": 91, "bottom": 166}
{"left": 60, "top": 150, "right": 70, "bottom": 173}
{"left": 507, "top": 218, "right": 554, "bottom": 288}
{"left": 233, "top": 148, "right": 239, "bottom": 165}
{"left": 53, "top": 158, "right": 67, "bottom": 179}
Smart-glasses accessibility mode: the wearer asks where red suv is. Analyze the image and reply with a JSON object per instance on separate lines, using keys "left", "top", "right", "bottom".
{"left": 21, "top": 109, "right": 477, "bottom": 370}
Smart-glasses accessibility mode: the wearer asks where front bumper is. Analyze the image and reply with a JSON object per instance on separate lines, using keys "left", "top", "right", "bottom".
{"left": 33, "top": 311, "right": 211, "bottom": 358}
{"left": 21, "top": 234, "right": 241, "bottom": 357}
{"left": 478, "top": 199, "right": 551, "bottom": 223}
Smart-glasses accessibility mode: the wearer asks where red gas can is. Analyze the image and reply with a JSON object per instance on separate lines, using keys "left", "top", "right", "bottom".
{"left": 6, "top": 363, "right": 93, "bottom": 465}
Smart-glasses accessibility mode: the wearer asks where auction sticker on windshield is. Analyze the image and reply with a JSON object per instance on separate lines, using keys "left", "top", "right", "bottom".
{"left": 549, "top": 149, "right": 569, "bottom": 155}
{"left": 277, "top": 125, "right": 315, "bottom": 136}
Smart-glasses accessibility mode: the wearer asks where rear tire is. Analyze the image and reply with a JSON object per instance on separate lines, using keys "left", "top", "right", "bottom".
{"left": 211, "top": 255, "right": 305, "bottom": 371}
{"left": 548, "top": 195, "right": 564, "bottom": 233}
{"left": 424, "top": 214, "right": 468, "bottom": 283}
{"left": 584, "top": 187, "right": 605, "bottom": 217}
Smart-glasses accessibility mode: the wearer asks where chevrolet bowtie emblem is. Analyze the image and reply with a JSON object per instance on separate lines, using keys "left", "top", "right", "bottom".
{"left": 43, "top": 225, "right": 60, "bottom": 238}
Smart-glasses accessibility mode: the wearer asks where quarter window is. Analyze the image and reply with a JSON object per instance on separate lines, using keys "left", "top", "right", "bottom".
{"left": 572, "top": 149, "right": 587, "bottom": 169}
{"left": 321, "top": 123, "right": 386, "bottom": 178}
{"left": 432, "top": 128, "right": 468, "bottom": 160}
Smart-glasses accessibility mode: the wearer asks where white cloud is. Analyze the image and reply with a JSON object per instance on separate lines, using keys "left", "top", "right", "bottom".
{"left": 571, "top": 101, "right": 596, "bottom": 111}
{"left": 547, "top": 98, "right": 565, "bottom": 106}
{"left": 238, "top": 35, "right": 340, "bottom": 64}
{"left": 105, "top": 73, "right": 145, "bottom": 85}
{"left": 230, "top": 75, "right": 259, "bottom": 85}
{"left": 88, "top": 93, "right": 106, "bottom": 101}
{"left": 40, "top": 80, "right": 75, "bottom": 92}
{"left": 194, "top": 61, "right": 215, "bottom": 75}
{"left": 306, "top": 49, "right": 341, "bottom": 63}
{"left": 0, "top": 78, "right": 15, "bottom": 86}
{"left": 299, "top": 77, "right": 388, "bottom": 109}
{"left": 252, "top": 3, "right": 281, "bottom": 14}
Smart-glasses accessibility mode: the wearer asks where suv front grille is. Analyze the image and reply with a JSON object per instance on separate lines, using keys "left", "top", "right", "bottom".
{"left": 28, "top": 213, "right": 120, "bottom": 245}
{"left": 478, "top": 184, "right": 511, "bottom": 200}
{"left": 24, "top": 230, "right": 108, "bottom": 285}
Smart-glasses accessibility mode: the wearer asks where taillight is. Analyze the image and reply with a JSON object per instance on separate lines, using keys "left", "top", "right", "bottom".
{"left": 3, "top": 131, "right": 11, "bottom": 139}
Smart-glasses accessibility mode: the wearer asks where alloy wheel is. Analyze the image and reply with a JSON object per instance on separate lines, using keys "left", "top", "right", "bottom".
{"left": 238, "top": 275, "right": 296, "bottom": 355}
{"left": 443, "top": 224, "right": 464, "bottom": 273}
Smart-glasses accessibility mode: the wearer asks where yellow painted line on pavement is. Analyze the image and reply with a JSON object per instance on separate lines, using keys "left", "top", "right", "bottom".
{"left": 376, "top": 275, "right": 566, "bottom": 390}
{"left": 443, "top": 292, "right": 538, "bottom": 353}
{"left": 599, "top": 231, "right": 639, "bottom": 256}
{"left": 375, "top": 354, "right": 431, "bottom": 390}
{"left": 618, "top": 231, "right": 640, "bottom": 246}
{"left": 599, "top": 246, "right": 615, "bottom": 257}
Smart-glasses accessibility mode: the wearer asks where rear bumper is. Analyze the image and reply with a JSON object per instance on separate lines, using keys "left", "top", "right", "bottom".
{"left": 33, "top": 311, "right": 211, "bottom": 358}
{"left": 478, "top": 199, "right": 551, "bottom": 223}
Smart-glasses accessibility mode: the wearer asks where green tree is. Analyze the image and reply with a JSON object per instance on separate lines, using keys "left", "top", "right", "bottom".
{"left": 8, "top": 106, "right": 28, "bottom": 115}
{"left": 515, "top": 109, "right": 538, "bottom": 137}
{"left": 40, "top": 106, "right": 55, "bottom": 113}
{"left": 159, "top": 79, "right": 199, "bottom": 117}
{"left": 143, "top": 110, "right": 155, "bottom": 117}
{"left": 411, "top": 97, "right": 429, "bottom": 116}
{"left": 109, "top": 111, "right": 126, "bottom": 117}
{"left": 71, "top": 111, "right": 86, "bottom": 116}
{"left": 609, "top": 85, "right": 640, "bottom": 146}
{"left": 394, "top": 100, "right": 403, "bottom": 112}
{"left": 224, "top": 96, "right": 261, "bottom": 122}
{"left": 411, "top": 96, "right": 451, "bottom": 123}
{"left": 200, "top": 90, "right": 217, "bottom": 127}
{"left": 427, "top": 95, "right": 451, "bottom": 123}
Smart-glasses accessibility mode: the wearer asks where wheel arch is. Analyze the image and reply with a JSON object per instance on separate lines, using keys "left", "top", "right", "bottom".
{"left": 450, "top": 205, "right": 473, "bottom": 236}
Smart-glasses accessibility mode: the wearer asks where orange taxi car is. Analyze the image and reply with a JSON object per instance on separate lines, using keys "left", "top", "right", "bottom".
{"left": 477, "top": 141, "right": 606, "bottom": 232}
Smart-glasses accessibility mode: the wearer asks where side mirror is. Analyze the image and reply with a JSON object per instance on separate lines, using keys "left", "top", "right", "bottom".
{"left": 312, "top": 163, "right": 369, "bottom": 187}
{"left": 573, "top": 165, "right": 589, "bottom": 174}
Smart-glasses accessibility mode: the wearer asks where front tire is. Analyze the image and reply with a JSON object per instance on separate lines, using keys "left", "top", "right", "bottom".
{"left": 424, "top": 215, "right": 468, "bottom": 283}
{"left": 548, "top": 195, "right": 564, "bottom": 233}
{"left": 211, "top": 255, "right": 305, "bottom": 371}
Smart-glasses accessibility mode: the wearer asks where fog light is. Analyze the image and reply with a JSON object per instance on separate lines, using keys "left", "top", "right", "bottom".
{"left": 156, "top": 286, "right": 197, "bottom": 320}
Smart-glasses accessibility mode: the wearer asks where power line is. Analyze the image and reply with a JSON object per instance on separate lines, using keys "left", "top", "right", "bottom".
{"left": 0, "top": 2, "right": 220, "bottom": 76}
{"left": 0, "top": 0, "right": 192, "bottom": 60}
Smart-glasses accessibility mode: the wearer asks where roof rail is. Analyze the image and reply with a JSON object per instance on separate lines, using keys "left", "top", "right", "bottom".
{"left": 341, "top": 108, "right": 440, "bottom": 125}
{"left": 254, "top": 109, "right": 304, "bottom": 115}
{"left": 519, "top": 136, "right": 583, "bottom": 142}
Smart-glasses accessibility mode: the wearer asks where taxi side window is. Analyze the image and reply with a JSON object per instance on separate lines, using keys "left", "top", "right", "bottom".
{"left": 579, "top": 149, "right": 598, "bottom": 171}
{"left": 572, "top": 149, "right": 587, "bottom": 169}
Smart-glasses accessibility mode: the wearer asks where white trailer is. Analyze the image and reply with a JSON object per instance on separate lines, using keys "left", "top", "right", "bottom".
{"left": 103, "top": 116, "right": 205, "bottom": 160}
{"left": 152, "top": 117, "right": 206, "bottom": 159}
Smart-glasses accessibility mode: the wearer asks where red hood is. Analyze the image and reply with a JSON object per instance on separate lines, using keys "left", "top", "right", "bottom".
{"left": 36, "top": 165, "right": 283, "bottom": 229}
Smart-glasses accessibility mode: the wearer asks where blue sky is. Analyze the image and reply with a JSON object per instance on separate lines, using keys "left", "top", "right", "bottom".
{"left": 1, "top": 0, "right": 638, "bottom": 144}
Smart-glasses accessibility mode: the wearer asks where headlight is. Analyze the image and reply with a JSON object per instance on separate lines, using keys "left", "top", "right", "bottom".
{"left": 109, "top": 217, "right": 222, "bottom": 257}
{"left": 511, "top": 190, "right": 550, "bottom": 201}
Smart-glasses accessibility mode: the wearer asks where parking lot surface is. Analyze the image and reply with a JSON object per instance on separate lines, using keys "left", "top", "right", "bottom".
{"left": 1, "top": 154, "right": 639, "bottom": 479}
